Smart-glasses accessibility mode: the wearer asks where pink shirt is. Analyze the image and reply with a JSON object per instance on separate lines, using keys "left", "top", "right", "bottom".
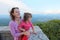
{"left": 18, "top": 20, "right": 33, "bottom": 31}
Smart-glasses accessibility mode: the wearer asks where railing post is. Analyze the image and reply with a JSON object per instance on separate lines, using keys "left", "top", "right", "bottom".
{"left": 0, "top": 33, "right": 2, "bottom": 40}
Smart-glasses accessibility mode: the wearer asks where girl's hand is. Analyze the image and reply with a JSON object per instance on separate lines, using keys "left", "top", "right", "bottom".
{"left": 33, "top": 31, "right": 37, "bottom": 35}
{"left": 20, "top": 28, "right": 25, "bottom": 32}
{"left": 24, "top": 31, "right": 30, "bottom": 36}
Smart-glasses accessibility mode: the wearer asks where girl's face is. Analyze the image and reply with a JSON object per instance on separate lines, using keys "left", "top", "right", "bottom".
{"left": 13, "top": 9, "right": 20, "bottom": 18}
{"left": 28, "top": 17, "right": 32, "bottom": 22}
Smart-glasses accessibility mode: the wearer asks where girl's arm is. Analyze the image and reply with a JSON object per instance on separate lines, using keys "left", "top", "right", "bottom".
{"left": 30, "top": 22, "right": 36, "bottom": 34}
{"left": 30, "top": 22, "right": 35, "bottom": 32}
{"left": 32, "top": 24, "right": 35, "bottom": 33}
{"left": 18, "top": 22, "right": 25, "bottom": 32}
{"left": 32, "top": 25, "right": 37, "bottom": 34}
{"left": 18, "top": 27, "right": 25, "bottom": 32}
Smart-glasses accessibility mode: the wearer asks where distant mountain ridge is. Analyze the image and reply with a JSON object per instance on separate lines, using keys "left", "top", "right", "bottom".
{"left": 0, "top": 14, "right": 60, "bottom": 26}
{"left": 32, "top": 14, "right": 60, "bottom": 22}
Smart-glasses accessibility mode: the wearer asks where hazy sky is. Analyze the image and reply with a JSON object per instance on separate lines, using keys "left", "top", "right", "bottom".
{"left": 0, "top": 0, "right": 60, "bottom": 15}
{"left": 21, "top": 0, "right": 60, "bottom": 14}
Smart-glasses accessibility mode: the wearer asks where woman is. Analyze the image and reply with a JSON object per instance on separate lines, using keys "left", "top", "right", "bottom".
{"left": 9, "top": 7, "right": 29, "bottom": 40}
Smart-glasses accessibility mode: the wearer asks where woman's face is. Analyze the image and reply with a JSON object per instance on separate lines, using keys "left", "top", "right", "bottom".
{"left": 13, "top": 9, "right": 20, "bottom": 18}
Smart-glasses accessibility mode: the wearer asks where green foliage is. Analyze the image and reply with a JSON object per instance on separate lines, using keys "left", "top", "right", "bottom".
{"left": 34, "top": 20, "right": 60, "bottom": 40}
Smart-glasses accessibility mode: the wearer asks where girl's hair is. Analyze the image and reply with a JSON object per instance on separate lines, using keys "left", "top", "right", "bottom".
{"left": 10, "top": 7, "right": 19, "bottom": 20}
{"left": 24, "top": 12, "right": 32, "bottom": 21}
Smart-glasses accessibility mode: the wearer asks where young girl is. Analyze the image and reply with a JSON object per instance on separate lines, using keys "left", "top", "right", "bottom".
{"left": 18, "top": 13, "right": 35, "bottom": 40}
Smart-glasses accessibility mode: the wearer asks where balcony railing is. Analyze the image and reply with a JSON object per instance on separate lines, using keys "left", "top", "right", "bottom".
{"left": 0, "top": 26, "right": 49, "bottom": 40}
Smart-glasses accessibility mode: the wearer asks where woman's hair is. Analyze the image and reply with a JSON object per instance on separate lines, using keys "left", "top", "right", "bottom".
{"left": 10, "top": 7, "right": 19, "bottom": 20}
{"left": 24, "top": 12, "right": 32, "bottom": 21}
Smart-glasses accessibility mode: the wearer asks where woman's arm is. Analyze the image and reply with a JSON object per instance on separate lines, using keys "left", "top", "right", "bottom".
{"left": 9, "top": 22, "right": 23, "bottom": 37}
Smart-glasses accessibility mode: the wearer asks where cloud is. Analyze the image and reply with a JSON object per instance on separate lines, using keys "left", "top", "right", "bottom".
{"left": 31, "top": 10, "right": 60, "bottom": 14}
{"left": 0, "top": 0, "right": 60, "bottom": 15}
{"left": 42, "top": 10, "right": 60, "bottom": 14}
{"left": 0, "top": 0, "right": 32, "bottom": 13}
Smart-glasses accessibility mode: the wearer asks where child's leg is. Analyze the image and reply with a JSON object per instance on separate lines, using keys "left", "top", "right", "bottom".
{"left": 18, "top": 35, "right": 21, "bottom": 40}
{"left": 22, "top": 35, "right": 28, "bottom": 40}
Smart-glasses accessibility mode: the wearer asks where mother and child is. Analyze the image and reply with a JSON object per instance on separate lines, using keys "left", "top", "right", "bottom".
{"left": 9, "top": 7, "right": 36, "bottom": 40}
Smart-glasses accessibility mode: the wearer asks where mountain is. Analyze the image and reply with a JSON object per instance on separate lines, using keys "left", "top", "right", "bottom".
{"left": 0, "top": 14, "right": 60, "bottom": 26}
{"left": 32, "top": 14, "right": 60, "bottom": 22}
